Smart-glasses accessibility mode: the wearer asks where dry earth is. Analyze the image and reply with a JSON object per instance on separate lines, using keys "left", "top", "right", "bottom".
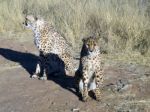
{"left": 0, "top": 37, "right": 150, "bottom": 112}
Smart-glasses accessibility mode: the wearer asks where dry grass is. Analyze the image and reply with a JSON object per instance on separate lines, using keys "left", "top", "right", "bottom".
{"left": 0, "top": 0, "right": 150, "bottom": 66}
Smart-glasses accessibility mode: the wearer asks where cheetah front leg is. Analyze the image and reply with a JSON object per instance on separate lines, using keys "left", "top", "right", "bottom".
{"left": 39, "top": 56, "right": 48, "bottom": 80}
{"left": 32, "top": 53, "right": 48, "bottom": 80}
{"left": 75, "top": 70, "right": 81, "bottom": 93}
{"left": 81, "top": 67, "right": 89, "bottom": 102}
{"left": 32, "top": 57, "right": 42, "bottom": 78}
{"left": 94, "top": 67, "right": 103, "bottom": 101}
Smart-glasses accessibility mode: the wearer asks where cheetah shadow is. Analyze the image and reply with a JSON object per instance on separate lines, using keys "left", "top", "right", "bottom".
{"left": 0, "top": 48, "right": 37, "bottom": 75}
{"left": 0, "top": 48, "right": 77, "bottom": 96}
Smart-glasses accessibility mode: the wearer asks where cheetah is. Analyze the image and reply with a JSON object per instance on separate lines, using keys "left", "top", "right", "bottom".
{"left": 75, "top": 36, "right": 104, "bottom": 102}
{"left": 23, "top": 15, "right": 74, "bottom": 80}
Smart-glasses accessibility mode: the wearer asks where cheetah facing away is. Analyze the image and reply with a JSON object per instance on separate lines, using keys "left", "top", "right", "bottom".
{"left": 23, "top": 15, "right": 74, "bottom": 80}
{"left": 75, "top": 36, "right": 104, "bottom": 102}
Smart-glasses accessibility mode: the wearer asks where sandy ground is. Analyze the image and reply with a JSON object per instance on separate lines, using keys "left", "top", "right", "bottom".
{"left": 0, "top": 37, "right": 150, "bottom": 112}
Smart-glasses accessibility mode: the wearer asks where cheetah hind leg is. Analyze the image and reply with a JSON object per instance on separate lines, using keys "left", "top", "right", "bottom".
{"left": 65, "top": 62, "right": 76, "bottom": 76}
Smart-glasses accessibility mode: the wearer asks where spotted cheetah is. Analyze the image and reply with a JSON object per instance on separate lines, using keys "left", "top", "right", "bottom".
{"left": 75, "top": 36, "right": 104, "bottom": 101}
{"left": 23, "top": 15, "right": 74, "bottom": 80}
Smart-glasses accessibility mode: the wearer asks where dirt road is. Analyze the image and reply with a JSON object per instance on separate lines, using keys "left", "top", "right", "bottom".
{"left": 0, "top": 38, "right": 150, "bottom": 112}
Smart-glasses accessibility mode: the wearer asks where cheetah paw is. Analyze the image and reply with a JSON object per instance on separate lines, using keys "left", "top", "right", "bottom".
{"left": 82, "top": 95, "right": 89, "bottom": 102}
{"left": 39, "top": 76, "right": 47, "bottom": 80}
{"left": 31, "top": 74, "right": 38, "bottom": 79}
{"left": 95, "top": 97, "right": 101, "bottom": 101}
{"left": 82, "top": 97, "right": 89, "bottom": 102}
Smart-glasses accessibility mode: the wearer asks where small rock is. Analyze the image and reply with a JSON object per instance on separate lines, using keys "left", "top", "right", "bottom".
{"left": 116, "top": 79, "right": 129, "bottom": 92}
{"left": 144, "top": 73, "right": 150, "bottom": 77}
{"left": 51, "top": 101, "right": 56, "bottom": 105}
{"left": 71, "top": 108, "right": 80, "bottom": 112}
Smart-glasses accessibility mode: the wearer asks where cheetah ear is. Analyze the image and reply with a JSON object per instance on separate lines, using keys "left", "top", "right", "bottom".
{"left": 26, "top": 15, "right": 35, "bottom": 21}
{"left": 94, "top": 37, "right": 100, "bottom": 41}
{"left": 82, "top": 38, "right": 86, "bottom": 43}
{"left": 22, "top": 9, "right": 28, "bottom": 17}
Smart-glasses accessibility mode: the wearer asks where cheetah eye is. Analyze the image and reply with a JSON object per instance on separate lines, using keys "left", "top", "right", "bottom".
{"left": 26, "top": 19, "right": 31, "bottom": 23}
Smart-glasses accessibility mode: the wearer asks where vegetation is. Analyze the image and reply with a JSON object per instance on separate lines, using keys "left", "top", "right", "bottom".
{"left": 0, "top": 0, "right": 150, "bottom": 66}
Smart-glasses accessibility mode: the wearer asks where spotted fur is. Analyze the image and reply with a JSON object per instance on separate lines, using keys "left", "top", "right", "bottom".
{"left": 75, "top": 36, "right": 104, "bottom": 101}
{"left": 23, "top": 15, "right": 74, "bottom": 79}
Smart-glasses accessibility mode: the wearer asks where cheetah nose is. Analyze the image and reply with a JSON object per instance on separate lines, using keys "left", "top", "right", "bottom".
{"left": 89, "top": 50, "right": 93, "bottom": 52}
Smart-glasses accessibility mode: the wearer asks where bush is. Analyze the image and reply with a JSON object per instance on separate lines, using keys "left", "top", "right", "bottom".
{"left": 0, "top": 0, "right": 150, "bottom": 65}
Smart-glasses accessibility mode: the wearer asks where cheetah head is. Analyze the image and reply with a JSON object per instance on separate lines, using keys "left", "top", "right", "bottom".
{"left": 82, "top": 36, "right": 99, "bottom": 54}
{"left": 23, "top": 15, "right": 44, "bottom": 31}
